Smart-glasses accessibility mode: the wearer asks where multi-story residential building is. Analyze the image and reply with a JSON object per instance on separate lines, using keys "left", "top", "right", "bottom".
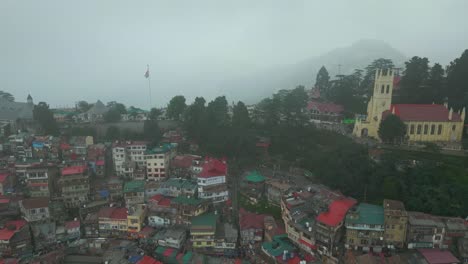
{"left": 440, "top": 217, "right": 468, "bottom": 249}
{"left": 239, "top": 208, "right": 265, "bottom": 245}
{"left": 191, "top": 213, "right": 218, "bottom": 249}
{"left": 98, "top": 207, "right": 128, "bottom": 238}
{"left": 345, "top": 203, "right": 385, "bottom": 253}
{"left": 25, "top": 163, "right": 57, "bottom": 198}
{"left": 171, "top": 155, "right": 202, "bottom": 178}
{"left": 315, "top": 199, "right": 357, "bottom": 256}
{"left": 147, "top": 195, "right": 176, "bottom": 228}
{"left": 197, "top": 158, "right": 229, "bottom": 203}
{"left": 112, "top": 141, "right": 148, "bottom": 177}
{"left": 124, "top": 180, "right": 145, "bottom": 206}
{"left": 127, "top": 204, "right": 147, "bottom": 235}
{"left": 0, "top": 220, "right": 32, "bottom": 258}
{"left": 281, "top": 185, "right": 356, "bottom": 258}
{"left": 19, "top": 198, "right": 50, "bottom": 222}
{"left": 157, "top": 178, "right": 197, "bottom": 198}
{"left": 383, "top": 199, "right": 408, "bottom": 249}
{"left": 58, "top": 166, "right": 90, "bottom": 208}
{"left": 171, "top": 195, "right": 209, "bottom": 225}
{"left": 407, "top": 211, "right": 446, "bottom": 249}
{"left": 266, "top": 179, "right": 290, "bottom": 206}
{"left": 145, "top": 145, "right": 171, "bottom": 181}
{"left": 153, "top": 226, "right": 187, "bottom": 249}
{"left": 106, "top": 177, "right": 123, "bottom": 201}
{"left": 214, "top": 223, "right": 238, "bottom": 256}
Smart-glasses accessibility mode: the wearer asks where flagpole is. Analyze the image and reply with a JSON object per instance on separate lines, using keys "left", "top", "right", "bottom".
{"left": 147, "top": 64, "right": 152, "bottom": 109}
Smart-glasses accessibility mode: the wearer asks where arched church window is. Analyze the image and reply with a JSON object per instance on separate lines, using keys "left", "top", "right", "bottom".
{"left": 417, "top": 125, "right": 422, "bottom": 134}
{"left": 386, "top": 85, "right": 390, "bottom": 94}
{"left": 381, "top": 85, "right": 385, "bottom": 93}
{"left": 438, "top": 125, "right": 443, "bottom": 135}
{"left": 430, "top": 125, "right": 435, "bottom": 135}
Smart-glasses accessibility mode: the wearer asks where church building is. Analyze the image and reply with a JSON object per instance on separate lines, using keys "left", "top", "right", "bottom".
{"left": 353, "top": 69, "right": 465, "bottom": 146}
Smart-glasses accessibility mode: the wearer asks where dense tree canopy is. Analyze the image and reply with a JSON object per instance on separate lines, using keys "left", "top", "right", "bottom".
{"left": 378, "top": 114, "right": 406, "bottom": 144}
{"left": 107, "top": 101, "right": 127, "bottom": 114}
{"left": 232, "top": 101, "right": 251, "bottom": 129}
{"left": 0, "top": 91, "right": 14, "bottom": 102}
{"left": 447, "top": 49, "right": 468, "bottom": 112}
{"left": 167, "top": 95, "right": 187, "bottom": 120}
{"left": 315, "top": 66, "right": 330, "bottom": 98}
{"left": 33, "top": 102, "right": 59, "bottom": 136}
{"left": 399, "top": 56, "right": 430, "bottom": 104}
{"left": 76, "top": 101, "right": 92, "bottom": 113}
{"left": 148, "top": 108, "right": 163, "bottom": 121}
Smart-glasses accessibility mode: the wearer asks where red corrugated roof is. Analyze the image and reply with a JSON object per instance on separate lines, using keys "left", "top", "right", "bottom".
{"left": 386, "top": 104, "right": 463, "bottom": 122}
{"left": 65, "top": 220, "right": 80, "bottom": 229}
{"left": 137, "top": 255, "right": 161, "bottom": 264}
{"left": 307, "top": 101, "right": 344, "bottom": 114}
{"left": 198, "top": 158, "right": 227, "bottom": 178}
{"left": 0, "top": 173, "right": 8, "bottom": 183}
{"left": 111, "top": 208, "right": 128, "bottom": 220}
{"left": 96, "top": 160, "right": 105, "bottom": 166}
{"left": 316, "top": 198, "right": 357, "bottom": 227}
{"left": 418, "top": 248, "right": 460, "bottom": 264}
{"left": 158, "top": 198, "right": 171, "bottom": 207}
{"left": 0, "top": 220, "right": 27, "bottom": 240}
{"left": 239, "top": 208, "right": 265, "bottom": 230}
{"left": 61, "top": 165, "right": 86, "bottom": 176}
{"left": 149, "top": 194, "right": 164, "bottom": 202}
{"left": 60, "top": 143, "right": 71, "bottom": 150}
{"left": 163, "top": 248, "right": 175, "bottom": 257}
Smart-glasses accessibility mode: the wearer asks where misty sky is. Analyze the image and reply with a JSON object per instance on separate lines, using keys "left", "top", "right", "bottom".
{"left": 1, "top": 0, "right": 468, "bottom": 109}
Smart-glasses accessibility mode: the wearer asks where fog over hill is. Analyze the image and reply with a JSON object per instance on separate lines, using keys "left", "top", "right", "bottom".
{"left": 223, "top": 39, "right": 407, "bottom": 105}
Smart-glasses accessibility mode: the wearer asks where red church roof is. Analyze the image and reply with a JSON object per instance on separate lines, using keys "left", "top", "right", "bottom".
{"left": 385, "top": 104, "right": 463, "bottom": 122}
{"left": 316, "top": 198, "right": 357, "bottom": 227}
{"left": 418, "top": 248, "right": 460, "bottom": 264}
{"left": 199, "top": 158, "right": 227, "bottom": 178}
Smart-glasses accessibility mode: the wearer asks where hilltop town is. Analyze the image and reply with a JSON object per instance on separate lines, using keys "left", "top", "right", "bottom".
{"left": 1, "top": 53, "right": 468, "bottom": 264}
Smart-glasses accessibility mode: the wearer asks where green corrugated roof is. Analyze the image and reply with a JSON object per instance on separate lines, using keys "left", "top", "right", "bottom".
{"left": 172, "top": 195, "right": 203, "bottom": 205}
{"left": 245, "top": 171, "right": 266, "bottom": 183}
{"left": 346, "top": 203, "right": 384, "bottom": 225}
{"left": 191, "top": 213, "right": 217, "bottom": 227}
{"left": 165, "top": 178, "right": 197, "bottom": 190}
{"left": 145, "top": 144, "right": 175, "bottom": 155}
{"left": 124, "top": 180, "right": 145, "bottom": 193}
{"left": 262, "top": 234, "right": 295, "bottom": 257}
{"left": 155, "top": 246, "right": 166, "bottom": 255}
{"left": 182, "top": 252, "right": 193, "bottom": 264}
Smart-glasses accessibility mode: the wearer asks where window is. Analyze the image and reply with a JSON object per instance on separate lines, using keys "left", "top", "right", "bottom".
{"left": 31, "top": 209, "right": 37, "bottom": 214}
{"left": 196, "top": 241, "right": 201, "bottom": 245}
{"left": 39, "top": 208, "right": 45, "bottom": 213}
{"left": 452, "top": 125, "right": 456, "bottom": 131}
{"left": 431, "top": 125, "right": 435, "bottom": 135}
{"left": 438, "top": 125, "right": 443, "bottom": 135}
{"left": 410, "top": 125, "right": 415, "bottom": 134}
{"left": 386, "top": 85, "right": 390, "bottom": 94}
{"left": 417, "top": 125, "right": 422, "bottom": 134}
{"left": 381, "top": 85, "right": 385, "bottom": 93}
{"left": 424, "top": 124, "right": 428, "bottom": 134}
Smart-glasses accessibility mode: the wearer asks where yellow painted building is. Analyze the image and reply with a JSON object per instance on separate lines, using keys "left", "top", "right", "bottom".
{"left": 383, "top": 199, "right": 408, "bottom": 249}
{"left": 127, "top": 204, "right": 147, "bottom": 233}
{"left": 354, "top": 69, "right": 465, "bottom": 145}
{"left": 190, "top": 213, "right": 218, "bottom": 249}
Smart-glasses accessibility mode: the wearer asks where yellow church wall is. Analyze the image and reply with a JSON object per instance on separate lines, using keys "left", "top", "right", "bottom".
{"left": 405, "top": 120, "right": 464, "bottom": 142}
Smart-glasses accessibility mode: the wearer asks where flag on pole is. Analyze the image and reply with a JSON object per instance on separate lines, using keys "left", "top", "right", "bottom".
{"left": 144, "top": 65, "right": 150, "bottom": 78}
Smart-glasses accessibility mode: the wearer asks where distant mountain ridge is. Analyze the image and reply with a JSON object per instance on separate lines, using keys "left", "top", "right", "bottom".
{"left": 222, "top": 39, "right": 407, "bottom": 104}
